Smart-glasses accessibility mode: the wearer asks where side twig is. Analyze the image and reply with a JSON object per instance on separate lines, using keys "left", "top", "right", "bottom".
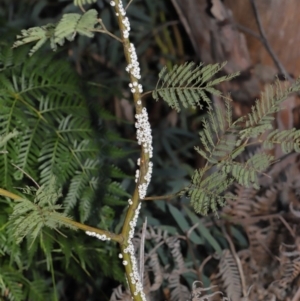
{"left": 249, "top": 0, "right": 292, "bottom": 81}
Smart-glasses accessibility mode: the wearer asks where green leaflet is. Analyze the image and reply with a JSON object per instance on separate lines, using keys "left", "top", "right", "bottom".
{"left": 0, "top": 267, "right": 25, "bottom": 301}
{"left": 0, "top": 46, "right": 129, "bottom": 223}
{"left": 155, "top": 64, "right": 300, "bottom": 215}
{"left": 263, "top": 128, "right": 300, "bottom": 153}
{"left": 153, "top": 62, "right": 239, "bottom": 112}
{"left": 9, "top": 176, "right": 76, "bottom": 245}
{"left": 12, "top": 10, "right": 98, "bottom": 56}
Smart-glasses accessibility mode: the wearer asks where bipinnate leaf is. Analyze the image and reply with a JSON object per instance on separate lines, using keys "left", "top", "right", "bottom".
{"left": 12, "top": 10, "right": 98, "bottom": 56}
{"left": 9, "top": 176, "right": 76, "bottom": 244}
{"left": 153, "top": 62, "right": 238, "bottom": 111}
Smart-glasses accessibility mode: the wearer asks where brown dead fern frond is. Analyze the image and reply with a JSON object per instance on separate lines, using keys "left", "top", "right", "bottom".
{"left": 213, "top": 249, "right": 243, "bottom": 301}
{"left": 190, "top": 281, "right": 229, "bottom": 301}
{"left": 110, "top": 285, "right": 132, "bottom": 301}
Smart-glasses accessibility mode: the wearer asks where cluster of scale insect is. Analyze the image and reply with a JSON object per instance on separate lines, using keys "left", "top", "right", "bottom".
{"left": 84, "top": 2, "right": 154, "bottom": 300}
{"left": 85, "top": 230, "right": 111, "bottom": 241}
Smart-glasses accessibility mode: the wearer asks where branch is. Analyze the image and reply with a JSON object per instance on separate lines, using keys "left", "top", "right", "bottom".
{"left": 0, "top": 187, "right": 123, "bottom": 243}
{"left": 143, "top": 193, "right": 178, "bottom": 201}
{"left": 55, "top": 215, "right": 123, "bottom": 243}
{"left": 111, "top": 1, "right": 153, "bottom": 300}
{"left": 0, "top": 188, "right": 22, "bottom": 200}
{"left": 249, "top": 0, "right": 292, "bottom": 81}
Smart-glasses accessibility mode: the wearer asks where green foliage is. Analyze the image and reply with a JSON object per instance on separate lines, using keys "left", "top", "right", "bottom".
{"left": 152, "top": 62, "right": 239, "bottom": 111}
{"left": 0, "top": 45, "right": 126, "bottom": 222}
{"left": 239, "top": 80, "right": 300, "bottom": 140}
{"left": 73, "top": 0, "right": 98, "bottom": 6}
{"left": 263, "top": 128, "right": 300, "bottom": 153}
{"left": 12, "top": 9, "right": 99, "bottom": 56}
{"left": 0, "top": 266, "right": 24, "bottom": 301}
{"left": 9, "top": 176, "right": 75, "bottom": 244}
{"left": 155, "top": 63, "right": 300, "bottom": 215}
{"left": 0, "top": 44, "right": 128, "bottom": 299}
{"left": 0, "top": 130, "right": 18, "bottom": 151}
{"left": 5, "top": 1, "right": 300, "bottom": 299}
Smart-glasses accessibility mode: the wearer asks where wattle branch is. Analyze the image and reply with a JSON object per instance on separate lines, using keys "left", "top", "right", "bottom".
{"left": 110, "top": 0, "right": 153, "bottom": 300}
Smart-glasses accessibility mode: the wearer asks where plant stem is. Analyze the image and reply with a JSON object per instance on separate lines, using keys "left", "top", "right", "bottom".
{"left": 111, "top": 1, "right": 153, "bottom": 300}
{"left": 143, "top": 193, "right": 178, "bottom": 201}
{"left": 55, "top": 215, "right": 123, "bottom": 243}
{"left": 0, "top": 188, "right": 22, "bottom": 200}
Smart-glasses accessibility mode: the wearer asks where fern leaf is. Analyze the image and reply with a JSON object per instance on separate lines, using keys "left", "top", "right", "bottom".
{"left": 263, "top": 128, "right": 300, "bottom": 153}
{"left": 168, "top": 272, "right": 190, "bottom": 301}
{"left": 0, "top": 267, "right": 25, "bottom": 301}
{"left": 54, "top": 9, "right": 98, "bottom": 45}
{"left": 153, "top": 62, "right": 238, "bottom": 112}
{"left": 12, "top": 24, "right": 56, "bottom": 56}
{"left": 64, "top": 174, "right": 90, "bottom": 213}
{"left": 196, "top": 100, "right": 238, "bottom": 166}
{"left": 217, "top": 250, "right": 242, "bottom": 301}
{"left": 0, "top": 130, "right": 18, "bottom": 150}
{"left": 241, "top": 79, "right": 300, "bottom": 139}
{"left": 9, "top": 176, "right": 76, "bottom": 244}
{"left": 189, "top": 169, "right": 233, "bottom": 214}
{"left": 26, "top": 279, "right": 52, "bottom": 301}
{"left": 13, "top": 10, "right": 98, "bottom": 55}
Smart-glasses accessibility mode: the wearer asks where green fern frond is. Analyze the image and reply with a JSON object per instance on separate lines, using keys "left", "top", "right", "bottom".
{"left": 110, "top": 165, "right": 130, "bottom": 178}
{"left": 9, "top": 176, "right": 76, "bottom": 244}
{"left": 0, "top": 266, "right": 25, "bottom": 301}
{"left": 12, "top": 10, "right": 98, "bottom": 56}
{"left": 263, "top": 128, "right": 300, "bottom": 153}
{"left": 107, "top": 182, "right": 131, "bottom": 198}
{"left": 0, "top": 46, "right": 107, "bottom": 221}
{"left": 79, "top": 182, "right": 97, "bottom": 222}
{"left": 0, "top": 130, "right": 18, "bottom": 150}
{"left": 26, "top": 279, "right": 52, "bottom": 301}
{"left": 153, "top": 62, "right": 238, "bottom": 111}
{"left": 64, "top": 174, "right": 90, "bottom": 213}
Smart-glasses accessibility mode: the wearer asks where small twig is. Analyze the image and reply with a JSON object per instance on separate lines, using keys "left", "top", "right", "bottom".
{"left": 170, "top": 0, "right": 197, "bottom": 53}
{"left": 140, "top": 90, "right": 152, "bottom": 98}
{"left": 143, "top": 193, "right": 177, "bottom": 201}
{"left": 198, "top": 255, "right": 213, "bottom": 283}
{"left": 153, "top": 20, "right": 180, "bottom": 35}
{"left": 11, "top": 163, "right": 40, "bottom": 188}
{"left": 186, "top": 223, "right": 202, "bottom": 281}
{"left": 249, "top": 0, "right": 292, "bottom": 81}
{"left": 78, "top": 4, "right": 86, "bottom": 13}
{"left": 125, "top": 0, "right": 134, "bottom": 10}
{"left": 55, "top": 215, "right": 123, "bottom": 243}
{"left": 95, "top": 19, "right": 123, "bottom": 42}
{"left": 235, "top": 23, "right": 262, "bottom": 40}
{"left": 143, "top": 189, "right": 186, "bottom": 201}
{"left": 277, "top": 215, "right": 295, "bottom": 238}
